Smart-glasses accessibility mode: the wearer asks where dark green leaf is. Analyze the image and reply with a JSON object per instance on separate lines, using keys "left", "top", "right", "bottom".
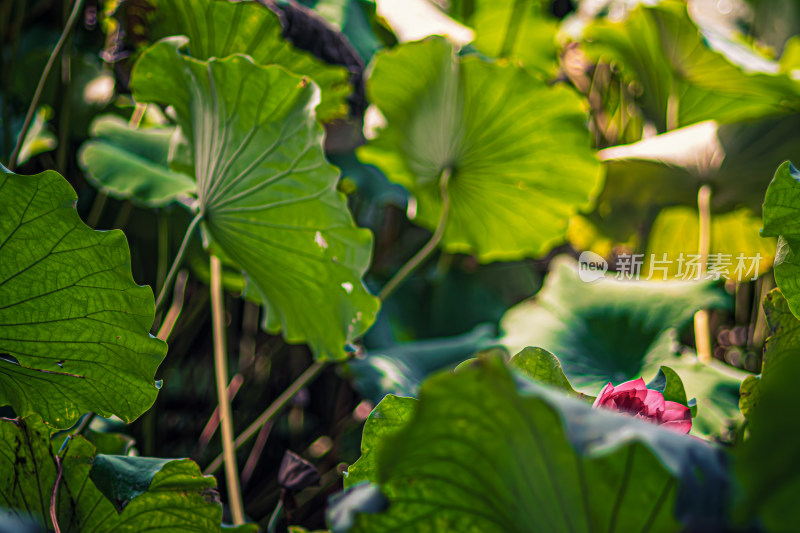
{"left": 130, "top": 38, "right": 379, "bottom": 360}
{"left": 500, "top": 257, "right": 743, "bottom": 437}
{"left": 327, "top": 483, "right": 388, "bottom": 533}
{"left": 349, "top": 324, "right": 498, "bottom": 402}
{"left": 359, "top": 37, "right": 602, "bottom": 261}
{"left": 78, "top": 115, "right": 196, "bottom": 207}
{"left": 0, "top": 169, "right": 166, "bottom": 428}
{"left": 735, "top": 288, "right": 800, "bottom": 530}
{"left": 344, "top": 357, "right": 729, "bottom": 532}
{"left": 739, "top": 288, "right": 799, "bottom": 419}
{"left": 90, "top": 455, "right": 175, "bottom": 511}
{"left": 0, "top": 415, "right": 245, "bottom": 532}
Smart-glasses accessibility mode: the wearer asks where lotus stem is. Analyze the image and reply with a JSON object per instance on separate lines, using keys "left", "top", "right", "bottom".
{"left": 8, "top": 0, "right": 84, "bottom": 170}
{"left": 378, "top": 167, "right": 452, "bottom": 302}
{"left": 155, "top": 214, "right": 203, "bottom": 312}
{"left": 210, "top": 254, "right": 245, "bottom": 525}
{"left": 695, "top": 185, "right": 712, "bottom": 363}
{"left": 205, "top": 360, "right": 326, "bottom": 475}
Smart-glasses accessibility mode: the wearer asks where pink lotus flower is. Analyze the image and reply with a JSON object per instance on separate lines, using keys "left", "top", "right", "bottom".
{"left": 592, "top": 378, "right": 692, "bottom": 434}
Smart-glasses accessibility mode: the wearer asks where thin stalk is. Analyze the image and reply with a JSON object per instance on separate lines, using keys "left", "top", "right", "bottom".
{"left": 752, "top": 274, "right": 774, "bottom": 348}
{"left": 266, "top": 499, "right": 284, "bottom": 533}
{"left": 8, "top": 0, "right": 84, "bottom": 170}
{"left": 86, "top": 192, "right": 107, "bottom": 228}
{"left": 694, "top": 185, "right": 712, "bottom": 363}
{"left": 241, "top": 420, "right": 273, "bottom": 488}
{"left": 210, "top": 254, "right": 245, "bottom": 525}
{"left": 499, "top": 0, "right": 527, "bottom": 58}
{"left": 55, "top": 43, "right": 72, "bottom": 175}
{"left": 194, "top": 373, "right": 244, "bottom": 458}
{"left": 129, "top": 103, "right": 147, "bottom": 127}
{"left": 155, "top": 214, "right": 203, "bottom": 312}
{"left": 205, "top": 361, "right": 326, "bottom": 475}
{"left": 156, "top": 269, "right": 189, "bottom": 341}
{"left": 156, "top": 210, "right": 169, "bottom": 295}
{"left": 378, "top": 168, "right": 452, "bottom": 302}
{"left": 112, "top": 201, "right": 133, "bottom": 230}
{"left": 50, "top": 455, "right": 63, "bottom": 533}
{"left": 666, "top": 81, "right": 679, "bottom": 132}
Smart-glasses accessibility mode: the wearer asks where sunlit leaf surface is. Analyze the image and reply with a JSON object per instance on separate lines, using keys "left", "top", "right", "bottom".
{"left": 0, "top": 168, "right": 166, "bottom": 428}
{"left": 130, "top": 38, "right": 378, "bottom": 360}
{"left": 359, "top": 37, "right": 602, "bottom": 261}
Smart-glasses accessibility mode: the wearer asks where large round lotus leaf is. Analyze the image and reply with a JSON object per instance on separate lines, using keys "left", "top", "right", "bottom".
{"left": 358, "top": 37, "right": 602, "bottom": 262}
{"left": 130, "top": 38, "right": 379, "bottom": 360}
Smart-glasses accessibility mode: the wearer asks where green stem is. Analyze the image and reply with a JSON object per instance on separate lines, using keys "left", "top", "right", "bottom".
{"left": 86, "top": 192, "right": 107, "bottom": 228}
{"left": 204, "top": 361, "right": 327, "bottom": 475}
{"left": 210, "top": 254, "right": 245, "bottom": 525}
{"left": 112, "top": 201, "right": 133, "bottom": 230}
{"left": 499, "top": 0, "right": 527, "bottom": 59}
{"left": 8, "top": 0, "right": 84, "bottom": 170}
{"left": 266, "top": 499, "right": 284, "bottom": 533}
{"left": 378, "top": 167, "right": 452, "bottom": 302}
{"left": 155, "top": 214, "right": 202, "bottom": 312}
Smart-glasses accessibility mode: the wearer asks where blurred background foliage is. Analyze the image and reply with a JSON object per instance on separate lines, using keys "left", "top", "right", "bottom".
{"left": 1, "top": 0, "right": 797, "bottom": 529}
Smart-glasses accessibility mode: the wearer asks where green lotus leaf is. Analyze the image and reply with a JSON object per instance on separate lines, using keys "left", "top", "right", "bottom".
{"left": 124, "top": 0, "right": 352, "bottom": 122}
{"left": 739, "top": 288, "right": 799, "bottom": 420}
{"left": 735, "top": 288, "right": 800, "bottom": 530}
{"left": 647, "top": 365, "right": 695, "bottom": 416}
{"left": 359, "top": 37, "right": 602, "bottom": 262}
{"left": 345, "top": 394, "right": 416, "bottom": 488}
{"left": 508, "top": 346, "right": 590, "bottom": 400}
{"left": 0, "top": 168, "right": 166, "bottom": 428}
{"left": 0, "top": 415, "right": 256, "bottom": 532}
{"left": 78, "top": 115, "right": 196, "bottom": 207}
{"left": 762, "top": 161, "right": 800, "bottom": 320}
{"left": 585, "top": 1, "right": 800, "bottom": 132}
{"left": 500, "top": 257, "right": 744, "bottom": 437}
{"left": 343, "top": 356, "right": 729, "bottom": 532}
{"left": 129, "top": 38, "right": 378, "bottom": 360}
{"left": 348, "top": 324, "right": 499, "bottom": 402}
{"left": 443, "top": 0, "right": 558, "bottom": 73}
